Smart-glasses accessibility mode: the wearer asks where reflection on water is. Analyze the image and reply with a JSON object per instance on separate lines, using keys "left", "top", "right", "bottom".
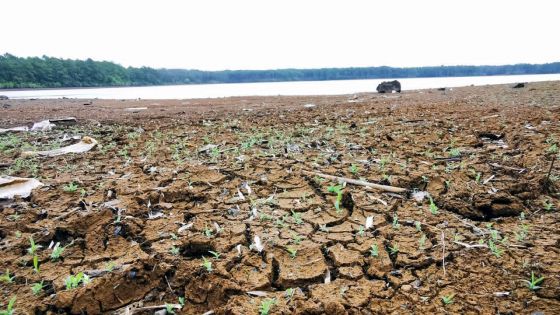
{"left": 2, "top": 73, "right": 560, "bottom": 100}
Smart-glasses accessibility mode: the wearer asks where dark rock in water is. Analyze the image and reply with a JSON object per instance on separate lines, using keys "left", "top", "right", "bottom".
{"left": 0, "top": 95, "right": 9, "bottom": 100}
{"left": 377, "top": 80, "right": 401, "bottom": 93}
{"left": 437, "top": 87, "right": 446, "bottom": 91}
{"left": 512, "top": 83, "right": 526, "bottom": 88}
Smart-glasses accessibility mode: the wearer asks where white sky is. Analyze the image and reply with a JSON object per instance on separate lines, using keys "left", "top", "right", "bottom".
{"left": 2, "top": 0, "right": 559, "bottom": 70}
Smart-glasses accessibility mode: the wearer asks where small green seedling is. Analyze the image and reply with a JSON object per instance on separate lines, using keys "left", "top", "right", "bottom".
{"left": 178, "top": 296, "right": 185, "bottom": 308}
{"left": 63, "top": 182, "right": 79, "bottom": 193}
{"left": 259, "top": 298, "right": 276, "bottom": 315}
{"left": 389, "top": 243, "right": 399, "bottom": 255}
{"left": 291, "top": 210, "right": 303, "bottom": 225}
{"left": 0, "top": 269, "right": 14, "bottom": 283}
{"left": 543, "top": 199, "right": 554, "bottom": 211}
{"left": 203, "top": 225, "right": 213, "bottom": 238}
{"left": 28, "top": 236, "right": 41, "bottom": 255}
{"left": 0, "top": 296, "right": 16, "bottom": 315}
{"left": 487, "top": 239, "right": 503, "bottom": 258}
{"left": 105, "top": 261, "right": 116, "bottom": 272}
{"left": 349, "top": 164, "right": 359, "bottom": 174}
{"left": 65, "top": 272, "right": 90, "bottom": 290}
{"left": 33, "top": 255, "right": 40, "bottom": 273}
{"left": 370, "top": 244, "right": 379, "bottom": 257}
{"left": 31, "top": 281, "right": 44, "bottom": 295}
{"left": 202, "top": 256, "right": 213, "bottom": 272}
{"left": 319, "top": 224, "right": 329, "bottom": 232}
{"left": 165, "top": 304, "right": 176, "bottom": 314}
{"left": 51, "top": 244, "right": 66, "bottom": 262}
{"left": 208, "top": 251, "right": 221, "bottom": 259}
{"left": 170, "top": 246, "right": 180, "bottom": 256}
{"left": 287, "top": 247, "right": 297, "bottom": 259}
{"left": 414, "top": 221, "right": 422, "bottom": 232}
{"left": 285, "top": 288, "right": 295, "bottom": 301}
{"left": 356, "top": 225, "right": 365, "bottom": 237}
{"left": 524, "top": 271, "right": 545, "bottom": 291}
{"left": 441, "top": 293, "right": 455, "bottom": 305}
{"left": 291, "top": 233, "right": 303, "bottom": 245}
{"left": 327, "top": 184, "right": 344, "bottom": 214}
{"left": 428, "top": 196, "right": 439, "bottom": 215}
{"left": 392, "top": 214, "right": 400, "bottom": 229}
{"left": 419, "top": 234, "right": 427, "bottom": 250}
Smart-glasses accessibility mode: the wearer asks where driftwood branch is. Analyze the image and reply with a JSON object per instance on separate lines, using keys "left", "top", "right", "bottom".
{"left": 302, "top": 170, "right": 407, "bottom": 193}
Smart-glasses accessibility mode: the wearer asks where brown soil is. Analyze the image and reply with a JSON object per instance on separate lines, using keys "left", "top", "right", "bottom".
{"left": 1, "top": 82, "right": 559, "bottom": 314}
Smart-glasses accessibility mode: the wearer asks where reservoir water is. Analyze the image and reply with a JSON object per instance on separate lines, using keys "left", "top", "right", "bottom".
{"left": 2, "top": 73, "right": 560, "bottom": 100}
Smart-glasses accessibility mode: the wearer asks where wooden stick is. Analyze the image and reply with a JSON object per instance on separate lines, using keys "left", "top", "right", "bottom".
{"left": 301, "top": 170, "right": 407, "bottom": 193}
{"left": 441, "top": 231, "right": 446, "bottom": 277}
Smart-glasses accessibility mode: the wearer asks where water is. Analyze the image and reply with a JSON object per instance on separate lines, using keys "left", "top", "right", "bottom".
{"left": 2, "top": 73, "right": 559, "bottom": 100}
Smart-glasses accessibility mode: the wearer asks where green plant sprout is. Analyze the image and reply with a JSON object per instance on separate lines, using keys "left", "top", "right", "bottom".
{"left": 51, "top": 243, "right": 67, "bottom": 262}
{"left": 515, "top": 224, "right": 530, "bottom": 242}
{"left": 65, "top": 272, "right": 90, "bottom": 290}
{"left": 370, "top": 244, "right": 379, "bottom": 257}
{"left": 487, "top": 239, "right": 503, "bottom": 258}
{"left": 33, "top": 255, "right": 39, "bottom": 273}
{"left": 441, "top": 293, "right": 455, "bottom": 305}
{"left": 0, "top": 269, "right": 14, "bottom": 283}
{"left": 259, "top": 298, "right": 276, "bottom": 315}
{"left": 178, "top": 296, "right": 185, "bottom": 308}
{"left": 392, "top": 214, "right": 400, "bottom": 229}
{"left": 285, "top": 288, "right": 295, "bottom": 301}
{"left": 63, "top": 182, "right": 79, "bottom": 193}
{"left": 543, "top": 199, "right": 554, "bottom": 211}
{"left": 203, "top": 225, "right": 213, "bottom": 238}
{"left": 414, "top": 221, "right": 422, "bottom": 232}
{"left": 170, "top": 246, "right": 180, "bottom": 256}
{"left": 0, "top": 296, "right": 16, "bottom": 315}
{"left": 291, "top": 233, "right": 303, "bottom": 245}
{"left": 524, "top": 271, "right": 545, "bottom": 290}
{"left": 389, "top": 243, "right": 399, "bottom": 255}
{"left": 291, "top": 210, "right": 303, "bottom": 225}
{"left": 328, "top": 184, "right": 344, "bottom": 214}
{"left": 349, "top": 164, "right": 359, "bottom": 174}
{"left": 419, "top": 234, "right": 427, "bottom": 250}
{"left": 428, "top": 196, "right": 439, "bottom": 215}
{"left": 31, "top": 281, "right": 44, "bottom": 295}
{"left": 356, "top": 225, "right": 365, "bottom": 236}
{"left": 201, "top": 256, "right": 213, "bottom": 272}
{"left": 208, "top": 251, "right": 222, "bottom": 259}
{"left": 28, "top": 236, "right": 41, "bottom": 255}
{"left": 287, "top": 247, "right": 298, "bottom": 259}
{"left": 165, "top": 304, "right": 176, "bottom": 315}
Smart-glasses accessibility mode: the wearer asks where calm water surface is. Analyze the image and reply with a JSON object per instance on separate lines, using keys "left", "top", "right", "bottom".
{"left": 2, "top": 74, "right": 560, "bottom": 99}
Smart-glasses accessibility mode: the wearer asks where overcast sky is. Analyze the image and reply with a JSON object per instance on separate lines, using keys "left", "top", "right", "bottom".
{"left": 3, "top": 0, "right": 559, "bottom": 70}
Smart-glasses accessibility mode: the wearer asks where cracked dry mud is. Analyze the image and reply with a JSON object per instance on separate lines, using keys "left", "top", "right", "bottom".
{"left": 1, "top": 81, "right": 560, "bottom": 314}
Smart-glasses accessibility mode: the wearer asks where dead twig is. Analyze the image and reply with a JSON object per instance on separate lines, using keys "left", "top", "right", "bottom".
{"left": 442, "top": 231, "right": 446, "bottom": 277}
{"left": 488, "top": 163, "right": 526, "bottom": 173}
{"left": 302, "top": 170, "right": 407, "bottom": 193}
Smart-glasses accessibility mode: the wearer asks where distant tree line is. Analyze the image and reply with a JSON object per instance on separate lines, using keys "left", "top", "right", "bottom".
{"left": 1, "top": 53, "right": 559, "bottom": 89}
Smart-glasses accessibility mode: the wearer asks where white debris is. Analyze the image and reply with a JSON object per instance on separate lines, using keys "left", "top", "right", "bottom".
{"left": 237, "top": 189, "right": 246, "bottom": 200}
{"left": 178, "top": 222, "right": 193, "bottom": 234}
{"left": 22, "top": 136, "right": 98, "bottom": 157}
{"left": 303, "top": 103, "right": 316, "bottom": 108}
{"left": 247, "top": 291, "right": 268, "bottom": 297}
{"left": 412, "top": 191, "right": 429, "bottom": 203}
{"left": 324, "top": 268, "right": 331, "bottom": 284}
{"left": 124, "top": 107, "right": 147, "bottom": 112}
{"left": 365, "top": 216, "right": 374, "bottom": 230}
{"left": 213, "top": 222, "right": 221, "bottom": 233}
{"left": 0, "top": 126, "right": 28, "bottom": 134}
{"left": 250, "top": 235, "right": 264, "bottom": 253}
{"left": 236, "top": 244, "right": 242, "bottom": 256}
{"left": 241, "top": 182, "right": 252, "bottom": 195}
{"left": 0, "top": 176, "right": 44, "bottom": 199}
{"left": 31, "top": 120, "right": 55, "bottom": 132}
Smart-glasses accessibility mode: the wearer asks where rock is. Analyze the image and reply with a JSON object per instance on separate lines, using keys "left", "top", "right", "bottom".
{"left": 2, "top": 103, "right": 11, "bottom": 109}
{"left": 512, "top": 82, "right": 526, "bottom": 88}
{"left": 0, "top": 95, "right": 9, "bottom": 100}
{"left": 377, "top": 80, "right": 401, "bottom": 93}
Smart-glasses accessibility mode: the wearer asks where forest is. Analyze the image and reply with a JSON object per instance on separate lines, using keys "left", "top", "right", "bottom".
{"left": 1, "top": 53, "right": 559, "bottom": 89}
